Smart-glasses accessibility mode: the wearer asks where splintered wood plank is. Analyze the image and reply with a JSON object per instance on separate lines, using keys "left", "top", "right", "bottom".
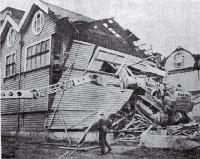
{"left": 122, "top": 117, "right": 136, "bottom": 130}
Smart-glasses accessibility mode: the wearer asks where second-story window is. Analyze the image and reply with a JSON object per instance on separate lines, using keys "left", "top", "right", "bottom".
{"left": 7, "top": 27, "right": 15, "bottom": 47}
{"left": 32, "top": 10, "right": 44, "bottom": 35}
{"left": 88, "top": 48, "right": 125, "bottom": 74}
{"left": 5, "top": 53, "right": 16, "bottom": 77}
{"left": 26, "top": 39, "right": 50, "bottom": 71}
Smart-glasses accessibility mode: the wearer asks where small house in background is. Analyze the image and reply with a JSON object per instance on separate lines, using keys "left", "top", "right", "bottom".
{"left": 164, "top": 46, "right": 200, "bottom": 117}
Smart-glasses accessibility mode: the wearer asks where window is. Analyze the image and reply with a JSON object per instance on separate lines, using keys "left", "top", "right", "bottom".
{"left": 32, "top": 10, "right": 44, "bottom": 35}
{"left": 7, "top": 27, "right": 15, "bottom": 47}
{"left": 5, "top": 53, "right": 16, "bottom": 77}
{"left": 174, "top": 53, "right": 184, "bottom": 68}
{"left": 26, "top": 39, "right": 50, "bottom": 71}
{"left": 88, "top": 49, "right": 125, "bottom": 74}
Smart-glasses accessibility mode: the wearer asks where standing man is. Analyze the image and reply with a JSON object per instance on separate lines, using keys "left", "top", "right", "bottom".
{"left": 95, "top": 112, "right": 112, "bottom": 155}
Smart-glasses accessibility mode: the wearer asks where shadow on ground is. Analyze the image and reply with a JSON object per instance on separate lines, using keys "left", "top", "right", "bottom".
{"left": 2, "top": 135, "right": 200, "bottom": 159}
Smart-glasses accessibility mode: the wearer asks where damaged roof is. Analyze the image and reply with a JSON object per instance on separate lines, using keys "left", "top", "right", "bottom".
{"left": 40, "top": 0, "right": 94, "bottom": 22}
{"left": 89, "top": 18, "right": 139, "bottom": 41}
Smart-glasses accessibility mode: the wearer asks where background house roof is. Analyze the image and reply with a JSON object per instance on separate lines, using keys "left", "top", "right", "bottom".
{"left": 163, "top": 46, "right": 200, "bottom": 69}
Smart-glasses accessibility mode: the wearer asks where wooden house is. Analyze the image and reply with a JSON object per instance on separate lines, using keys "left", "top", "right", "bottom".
{"left": 0, "top": 0, "right": 163, "bottom": 141}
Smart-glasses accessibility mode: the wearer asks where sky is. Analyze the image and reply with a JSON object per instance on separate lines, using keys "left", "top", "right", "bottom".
{"left": 1, "top": 0, "right": 200, "bottom": 56}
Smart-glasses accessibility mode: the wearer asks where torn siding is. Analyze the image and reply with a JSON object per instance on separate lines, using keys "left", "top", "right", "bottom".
{"left": 64, "top": 40, "right": 96, "bottom": 71}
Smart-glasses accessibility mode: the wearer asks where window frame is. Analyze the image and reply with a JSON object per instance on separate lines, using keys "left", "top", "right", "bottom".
{"left": 4, "top": 52, "right": 16, "bottom": 78}
{"left": 7, "top": 27, "right": 16, "bottom": 47}
{"left": 173, "top": 52, "right": 185, "bottom": 68}
{"left": 31, "top": 10, "right": 44, "bottom": 35}
{"left": 24, "top": 37, "right": 51, "bottom": 72}
{"left": 87, "top": 47, "right": 127, "bottom": 75}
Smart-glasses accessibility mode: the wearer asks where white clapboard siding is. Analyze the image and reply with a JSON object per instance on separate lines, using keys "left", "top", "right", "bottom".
{"left": 46, "top": 83, "right": 132, "bottom": 129}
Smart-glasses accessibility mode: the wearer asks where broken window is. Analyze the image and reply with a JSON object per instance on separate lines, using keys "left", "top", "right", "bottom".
{"left": 100, "top": 61, "right": 118, "bottom": 73}
{"left": 88, "top": 49, "right": 125, "bottom": 74}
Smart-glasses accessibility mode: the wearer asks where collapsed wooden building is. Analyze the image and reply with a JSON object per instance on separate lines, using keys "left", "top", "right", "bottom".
{"left": 0, "top": 0, "right": 166, "bottom": 141}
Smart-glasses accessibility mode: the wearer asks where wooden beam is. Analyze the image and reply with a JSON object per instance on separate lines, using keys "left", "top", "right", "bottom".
{"left": 67, "top": 112, "right": 98, "bottom": 130}
{"left": 59, "top": 111, "right": 71, "bottom": 144}
{"left": 78, "top": 118, "right": 97, "bottom": 144}
{"left": 122, "top": 117, "right": 136, "bottom": 130}
{"left": 58, "top": 142, "right": 84, "bottom": 159}
{"left": 47, "top": 91, "right": 64, "bottom": 129}
{"left": 66, "top": 143, "right": 84, "bottom": 159}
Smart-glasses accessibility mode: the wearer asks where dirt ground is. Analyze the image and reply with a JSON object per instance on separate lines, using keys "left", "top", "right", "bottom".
{"left": 2, "top": 135, "right": 200, "bottom": 159}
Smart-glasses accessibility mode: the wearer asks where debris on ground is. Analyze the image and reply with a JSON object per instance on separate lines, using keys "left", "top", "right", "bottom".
{"left": 105, "top": 100, "right": 200, "bottom": 150}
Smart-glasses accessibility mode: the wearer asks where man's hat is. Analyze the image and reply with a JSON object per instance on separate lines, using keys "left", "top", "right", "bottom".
{"left": 98, "top": 111, "right": 104, "bottom": 115}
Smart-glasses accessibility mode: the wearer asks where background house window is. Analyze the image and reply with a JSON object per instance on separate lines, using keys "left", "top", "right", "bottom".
{"left": 26, "top": 39, "right": 50, "bottom": 71}
{"left": 174, "top": 53, "right": 185, "bottom": 68}
{"left": 32, "top": 10, "right": 44, "bottom": 35}
{"left": 7, "top": 27, "right": 15, "bottom": 47}
{"left": 88, "top": 50, "right": 125, "bottom": 74}
{"left": 5, "top": 53, "right": 16, "bottom": 77}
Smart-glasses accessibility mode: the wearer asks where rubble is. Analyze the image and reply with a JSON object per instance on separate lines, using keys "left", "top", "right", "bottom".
{"left": 107, "top": 102, "right": 200, "bottom": 150}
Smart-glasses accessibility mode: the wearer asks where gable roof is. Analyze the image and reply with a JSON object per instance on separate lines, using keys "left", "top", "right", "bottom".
{"left": 0, "top": 7, "right": 25, "bottom": 25}
{"left": 0, "top": 7, "right": 25, "bottom": 42}
{"left": 165, "top": 46, "right": 194, "bottom": 61}
{"left": 163, "top": 46, "right": 200, "bottom": 68}
{"left": 39, "top": 0, "right": 93, "bottom": 22}
{"left": 0, "top": 16, "right": 20, "bottom": 43}
{"left": 0, "top": 0, "right": 94, "bottom": 42}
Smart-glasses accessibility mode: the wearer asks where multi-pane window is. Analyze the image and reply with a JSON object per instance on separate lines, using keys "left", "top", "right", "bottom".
{"left": 7, "top": 27, "right": 15, "bottom": 47}
{"left": 5, "top": 53, "right": 16, "bottom": 77}
{"left": 32, "top": 10, "right": 44, "bottom": 35}
{"left": 88, "top": 49, "right": 125, "bottom": 74}
{"left": 26, "top": 39, "right": 50, "bottom": 71}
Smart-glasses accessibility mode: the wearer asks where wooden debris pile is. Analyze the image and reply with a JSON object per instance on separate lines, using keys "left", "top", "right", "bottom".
{"left": 107, "top": 103, "right": 200, "bottom": 143}
{"left": 107, "top": 103, "right": 155, "bottom": 140}
{"left": 167, "top": 122, "right": 200, "bottom": 138}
